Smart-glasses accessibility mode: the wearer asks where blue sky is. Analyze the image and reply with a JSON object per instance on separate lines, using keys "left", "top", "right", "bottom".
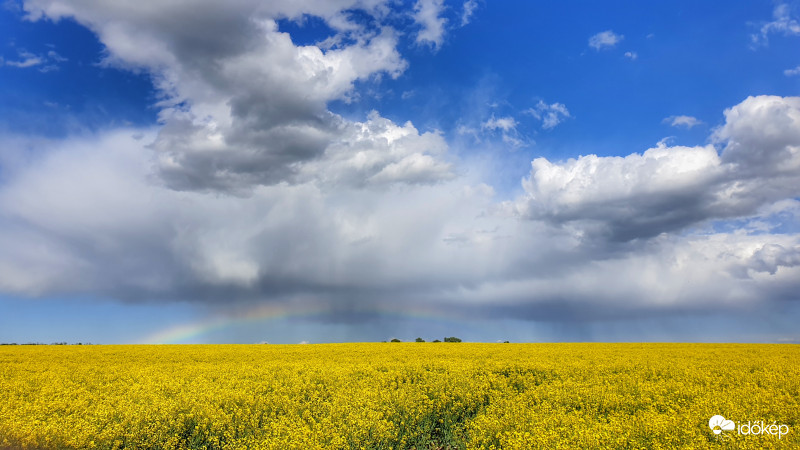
{"left": 1, "top": 0, "right": 799, "bottom": 344}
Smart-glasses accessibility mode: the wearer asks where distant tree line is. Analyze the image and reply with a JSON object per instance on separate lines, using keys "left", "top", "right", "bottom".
{"left": 384, "top": 337, "right": 512, "bottom": 343}
{"left": 386, "top": 336, "right": 464, "bottom": 343}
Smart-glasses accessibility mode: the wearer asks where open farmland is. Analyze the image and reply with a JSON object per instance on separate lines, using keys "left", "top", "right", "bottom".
{"left": 0, "top": 343, "right": 798, "bottom": 449}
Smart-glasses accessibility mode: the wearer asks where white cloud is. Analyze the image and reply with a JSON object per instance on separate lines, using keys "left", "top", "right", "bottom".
{"left": 624, "top": 51, "right": 638, "bottom": 60}
{"left": 784, "top": 65, "right": 800, "bottom": 76}
{"left": 481, "top": 115, "right": 517, "bottom": 132}
{"left": 2, "top": 48, "right": 67, "bottom": 71}
{"left": 413, "top": 0, "right": 447, "bottom": 50}
{"left": 368, "top": 153, "right": 454, "bottom": 185}
{"left": 524, "top": 100, "right": 571, "bottom": 129}
{"left": 3, "top": 50, "right": 43, "bottom": 68}
{"left": 513, "top": 95, "right": 800, "bottom": 241}
{"left": 461, "top": 0, "right": 478, "bottom": 26}
{"left": 449, "top": 231, "right": 800, "bottom": 318}
{"left": 513, "top": 143, "right": 724, "bottom": 240}
{"left": 297, "top": 111, "right": 454, "bottom": 187}
{"left": 480, "top": 115, "right": 526, "bottom": 148}
{"left": 713, "top": 95, "right": 800, "bottom": 177}
{"left": 751, "top": 3, "right": 800, "bottom": 47}
{"left": 588, "top": 30, "right": 623, "bottom": 50}
{"left": 456, "top": 124, "right": 480, "bottom": 140}
{"left": 46, "top": 50, "right": 67, "bottom": 62}
{"left": 663, "top": 115, "right": 703, "bottom": 129}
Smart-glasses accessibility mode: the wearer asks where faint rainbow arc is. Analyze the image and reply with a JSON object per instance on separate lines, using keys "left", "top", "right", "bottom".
{"left": 141, "top": 301, "right": 451, "bottom": 344}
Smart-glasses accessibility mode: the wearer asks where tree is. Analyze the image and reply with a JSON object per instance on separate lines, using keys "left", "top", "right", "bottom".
{"left": 390, "top": 338, "right": 402, "bottom": 343}
{"left": 432, "top": 339, "right": 441, "bottom": 343}
{"left": 444, "top": 337, "right": 462, "bottom": 343}
{"left": 415, "top": 337, "right": 425, "bottom": 342}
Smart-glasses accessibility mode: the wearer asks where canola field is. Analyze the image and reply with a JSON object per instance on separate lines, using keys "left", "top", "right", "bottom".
{"left": 0, "top": 343, "right": 798, "bottom": 449}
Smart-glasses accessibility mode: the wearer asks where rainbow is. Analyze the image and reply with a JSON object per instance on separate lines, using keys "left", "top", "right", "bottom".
{"left": 141, "top": 300, "right": 459, "bottom": 344}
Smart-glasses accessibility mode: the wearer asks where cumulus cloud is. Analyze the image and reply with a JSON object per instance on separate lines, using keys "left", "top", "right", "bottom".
{"left": 624, "top": 51, "right": 637, "bottom": 60}
{"left": 713, "top": 95, "right": 800, "bottom": 177}
{"left": 297, "top": 111, "right": 454, "bottom": 187}
{"left": 663, "top": 115, "right": 703, "bottom": 129}
{"left": 524, "top": 100, "right": 571, "bottom": 129}
{"left": 22, "top": 0, "right": 422, "bottom": 194}
{"left": 413, "top": 0, "right": 447, "bottom": 50}
{"left": 588, "top": 30, "right": 623, "bottom": 50}
{"left": 785, "top": 65, "right": 800, "bottom": 76}
{"left": 512, "top": 142, "right": 725, "bottom": 241}
{"left": 512, "top": 95, "right": 800, "bottom": 242}
{"left": 751, "top": 3, "right": 800, "bottom": 47}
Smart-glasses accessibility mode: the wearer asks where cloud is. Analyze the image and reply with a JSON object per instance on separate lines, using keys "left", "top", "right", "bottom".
{"left": 296, "top": 111, "right": 454, "bottom": 187}
{"left": 524, "top": 100, "right": 571, "bottom": 129}
{"left": 3, "top": 3, "right": 800, "bottom": 334}
{"left": 480, "top": 115, "right": 525, "bottom": 148}
{"left": 456, "top": 124, "right": 480, "bottom": 140}
{"left": 0, "top": 128, "right": 501, "bottom": 303}
{"left": 46, "top": 50, "right": 67, "bottom": 62}
{"left": 512, "top": 95, "right": 800, "bottom": 242}
{"left": 413, "top": 0, "right": 447, "bottom": 50}
{"left": 1, "top": 48, "right": 67, "bottom": 71}
{"left": 663, "top": 115, "right": 703, "bottom": 129}
{"left": 461, "top": 0, "right": 478, "bottom": 26}
{"left": 3, "top": 96, "right": 799, "bottom": 321}
{"left": 624, "top": 51, "right": 637, "bottom": 60}
{"left": 481, "top": 115, "right": 517, "bottom": 133}
{"left": 713, "top": 95, "right": 800, "bottom": 177}
{"left": 785, "top": 65, "right": 800, "bottom": 76}
{"left": 751, "top": 3, "right": 800, "bottom": 47}
{"left": 3, "top": 50, "right": 42, "bottom": 68}
{"left": 588, "top": 30, "right": 623, "bottom": 50}
{"left": 746, "top": 243, "right": 800, "bottom": 276}
{"left": 23, "top": 0, "right": 412, "bottom": 194}
{"left": 512, "top": 142, "right": 726, "bottom": 241}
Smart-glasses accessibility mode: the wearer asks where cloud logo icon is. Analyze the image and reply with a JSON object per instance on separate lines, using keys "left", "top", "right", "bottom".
{"left": 709, "top": 415, "right": 735, "bottom": 435}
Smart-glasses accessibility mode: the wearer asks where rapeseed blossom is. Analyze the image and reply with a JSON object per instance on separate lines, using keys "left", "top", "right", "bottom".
{"left": 0, "top": 343, "right": 797, "bottom": 448}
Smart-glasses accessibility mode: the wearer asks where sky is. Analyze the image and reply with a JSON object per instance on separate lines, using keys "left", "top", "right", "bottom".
{"left": 1, "top": 0, "right": 799, "bottom": 344}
